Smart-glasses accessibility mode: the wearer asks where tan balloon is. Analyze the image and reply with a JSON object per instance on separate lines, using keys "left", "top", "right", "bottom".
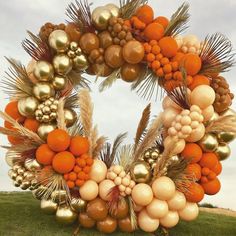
{"left": 164, "top": 136, "right": 186, "bottom": 155}
{"left": 99, "top": 179, "right": 116, "bottom": 201}
{"left": 90, "top": 159, "right": 108, "bottom": 183}
{"left": 138, "top": 209, "right": 159, "bottom": 232}
{"left": 152, "top": 176, "right": 176, "bottom": 201}
{"left": 146, "top": 198, "right": 169, "bottom": 219}
{"left": 186, "top": 123, "right": 205, "bottom": 142}
{"left": 202, "top": 105, "right": 214, "bottom": 122}
{"left": 162, "top": 96, "right": 182, "bottom": 110}
{"left": 131, "top": 183, "right": 153, "bottom": 206}
{"left": 104, "top": 45, "right": 124, "bottom": 68}
{"left": 179, "top": 202, "right": 199, "bottom": 221}
{"left": 133, "top": 204, "right": 143, "bottom": 212}
{"left": 168, "top": 191, "right": 186, "bottom": 211}
{"left": 161, "top": 108, "right": 180, "bottom": 128}
{"left": 79, "top": 180, "right": 99, "bottom": 201}
{"left": 160, "top": 211, "right": 179, "bottom": 228}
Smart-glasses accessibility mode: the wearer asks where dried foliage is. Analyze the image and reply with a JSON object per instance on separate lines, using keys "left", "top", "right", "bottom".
{"left": 165, "top": 2, "right": 190, "bottom": 37}
{"left": 118, "top": 144, "right": 134, "bottom": 171}
{"left": 99, "top": 69, "right": 120, "bottom": 92}
{"left": 68, "top": 119, "right": 84, "bottom": 137}
{"left": 107, "top": 186, "right": 121, "bottom": 214}
{"left": 57, "top": 98, "right": 67, "bottom": 130}
{"left": 127, "top": 196, "right": 138, "bottom": 230}
{"left": 67, "top": 70, "right": 90, "bottom": 90}
{"left": 200, "top": 33, "right": 235, "bottom": 77}
{"left": 64, "top": 93, "right": 80, "bottom": 109}
{"left": 92, "top": 136, "right": 106, "bottom": 159}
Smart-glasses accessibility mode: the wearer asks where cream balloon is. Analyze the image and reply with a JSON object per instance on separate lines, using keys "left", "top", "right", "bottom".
{"left": 179, "top": 202, "right": 199, "bottom": 221}
{"left": 138, "top": 209, "right": 159, "bottom": 232}
{"left": 89, "top": 159, "right": 107, "bottom": 183}
{"left": 186, "top": 123, "right": 205, "bottom": 142}
{"left": 133, "top": 204, "right": 143, "bottom": 212}
{"left": 152, "top": 176, "right": 176, "bottom": 201}
{"left": 202, "top": 105, "right": 214, "bottom": 122}
{"left": 162, "top": 96, "right": 182, "bottom": 111}
{"left": 164, "top": 136, "right": 186, "bottom": 155}
{"left": 146, "top": 198, "right": 169, "bottom": 219}
{"left": 79, "top": 180, "right": 98, "bottom": 201}
{"left": 168, "top": 191, "right": 186, "bottom": 211}
{"left": 161, "top": 108, "right": 180, "bottom": 128}
{"left": 131, "top": 183, "right": 153, "bottom": 206}
{"left": 99, "top": 179, "right": 116, "bottom": 201}
{"left": 160, "top": 211, "right": 179, "bottom": 228}
{"left": 190, "top": 85, "right": 215, "bottom": 109}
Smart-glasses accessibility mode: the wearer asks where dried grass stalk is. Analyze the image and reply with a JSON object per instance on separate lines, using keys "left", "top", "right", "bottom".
{"left": 57, "top": 98, "right": 67, "bottom": 131}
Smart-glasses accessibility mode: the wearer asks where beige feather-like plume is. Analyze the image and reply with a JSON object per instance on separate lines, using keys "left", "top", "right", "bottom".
{"left": 57, "top": 98, "right": 66, "bottom": 130}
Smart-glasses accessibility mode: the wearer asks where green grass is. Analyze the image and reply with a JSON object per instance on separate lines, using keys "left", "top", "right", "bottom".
{"left": 0, "top": 192, "right": 235, "bottom": 236}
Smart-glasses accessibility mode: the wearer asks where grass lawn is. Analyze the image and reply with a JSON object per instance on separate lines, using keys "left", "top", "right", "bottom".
{"left": 0, "top": 192, "right": 235, "bottom": 236}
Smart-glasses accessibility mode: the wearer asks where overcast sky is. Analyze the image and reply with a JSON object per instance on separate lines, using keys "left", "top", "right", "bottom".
{"left": 0, "top": 0, "right": 236, "bottom": 210}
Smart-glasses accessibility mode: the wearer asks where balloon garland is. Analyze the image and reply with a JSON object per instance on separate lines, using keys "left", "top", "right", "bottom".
{"left": 1, "top": 0, "right": 236, "bottom": 234}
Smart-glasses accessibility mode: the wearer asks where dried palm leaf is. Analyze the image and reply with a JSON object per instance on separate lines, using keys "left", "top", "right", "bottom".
{"left": 2, "top": 58, "right": 34, "bottom": 99}
{"left": 134, "top": 104, "right": 151, "bottom": 152}
{"left": 68, "top": 119, "right": 84, "bottom": 137}
{"left": 66, "top": 0, "right": 95, "bottom": 33}
{"left": 22, "top": 31, "right": 53, "bottom": 62}
{"left": 107, "top": 186, "right": 121, "bottom": 214}
{"left": 118, "top": 144, "right": 134, "bottom": 172}
{"left": 57, "top": 98, "right": 67, "bottom": 130}
{"left": 119, "top": 0, "right": 148, "bottom": 19}
{"left": 199, "top": 33, "right": 235, "bottom": 77}
{"left": 67, "top": 70, "right": 90, "bottom": 90}
{"left": 64, "top": 92, "right": 79, "bottom": 109}
{"left": 99, "top": 142, "right": 112, "bottom": 167}
{"left": 98, "top": 69, "right": 120, "bottom": 92}
{"left": 165, "top": 2, "right": 190, "bottom": 37}
{"left": 127, "top": 196, "right": 138, "bottom": 230}
{"left": 92, "top": 136, "right": 106, "bottom": 159}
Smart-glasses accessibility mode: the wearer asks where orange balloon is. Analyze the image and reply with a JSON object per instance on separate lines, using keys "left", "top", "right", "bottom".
{"left": 70, "top": 136, "right": 89, "bottom": 156}
{"left": 212, "top": 162, "right": 222, "bottom": 176}
{"left": 136, "top": 5, "right": 154, "bottom": 24}
{"left": 181, "top": 143, "right": 202, "bottom": 163}
{"left": 159, "top": 37, "right": 178, "bottom": 58}
{"left": 199, "top": 153, "right": 218, "bottom": 170}
{"left": 184, "top": 182, "right": 204, "bottom": 203}
{"left": 24, "top": 118, "right": 40, "bottom": 133}
{"left": 5, "top": 101, "right": 25, "bottom": 123}
{"left": 180, "top": 53, "right": 202, "bottom": 76}
{"left": 144, "top": 23, "right": 164, "bottom": 41}
{"left": 7, "top": 136, "right": 22, "bottom": 145}
{"left": 36, "top": 144, "right": 55, "bottom": 165}
{"left": 201, "top": 178, "right": 221, "bottom": 195}
{"left": 154, "top": 16, "right": 169, "bottom": 29}
{"left": 189, "top": 75, "right": 210, "bottom": 90}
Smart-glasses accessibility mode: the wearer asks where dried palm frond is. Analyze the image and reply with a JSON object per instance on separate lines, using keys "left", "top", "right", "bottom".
{"left": 98, "top": 69, "right": 120, "bottom": 92}
{"left": 133, "top": 115, "right": 162, "bottom": 163}
{"left": 68, "top": 119, "right": 84, "bottom": 137}
{"left": 166, "top": 158, "right": 189, "bottom": 180}
{"left": 134, "top": 104, "right": 151, "bottom": 152}
{"left": 206, "top": 115, "right": 236, "bottom": 133}
{"left": 199, "top": 33, "right": 235, "bottom": 76}
{"left": 2, "top": 58, "right": 34, "bottom": 99}
{"left": 107, "top": 186, "right": 120, "bottom": 214}
{"left": 174, "top": 171, "right": 195, "bottom": 193}
{"left": 22, "top": 31, "right": 53, "bottom": 62}
{"left": 165, "top": 2, "right": 190, "bottom": 37}
{"left": 99, "top": 142, "right": 112, "bottom": 167}
{"left": 92, "top": 136, "right": 106, "bottom": 159}
{"left": 64, "top": 92, "right": 79, "bottom": 109}
{"left": 127, "top": 196, "right": 138, "bottom": 230}
{"left": 78, "top": 89, "right": 93, "bottom": 137}
{"left": 118, "top": 144, "right": 134, "bottom": 172}
{"left": 67, "top": 70, "right": 90, "bottom": 90}
{"left": 66, "top": 0, "right": 95, "bottom": 33}
{"left": 57, "top": 98, "right": 67, "bottom": 130}
{"left": 90, "top": 125, "right": 98, "bottom": 152}
{"left": 119, "top": 0, "right": 148, "bottom": 19}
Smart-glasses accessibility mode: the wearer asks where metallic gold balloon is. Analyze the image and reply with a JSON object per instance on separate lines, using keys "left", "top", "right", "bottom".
{"left": 91, "top": 63, "right": 113, "bottom": 77}
{"left": 12, "top": 164, "right": 21, "bottom": 172}
{"left": 24, "top": 158, "right": 41, "bottom": 171}
{"left": 151, "top": 150, "right": 160, "bottom": 160}
{"left": 73, "top": 55, "right": 88, "bottom": 71}
{"left": 56, "top": 206, "right": 77, "bottom": 225}
{"left": 218, "top": 132, "right": 236, "bottom": 143}
{"left": 41, "top": 199, "right": 58, "bottom": 214}
{"left": 215, "top": 143, "right": 231, "bottom": 161}
{"left": 20, "top": 181, "right": 31, "bottom": 190}
{"left": 17, "top": 167, "right": 25, "bottom": 176}
{"left": 15, "top": 175, "right": 23, "bottom": 185}
{"left": 18, "top": 96, "right": 39, "bottom": 117}
{"left": 8, "top": 169, "right": 17, "bottom": 180}
{"left": 64, "top": 109, "right": 77, "bottom": 127}
{"left": 98, "top": 31, "right": 113, "bottom": 49}
{"left": 33, "top": 82, "right": 55, "bottom": 101}
{"left": 53, "top": 54, "right": 72, "bottom": 75}
{"left": 37, "top": 123, "right": 57, "bottom": 140}
{"left": 147, "top": 158, "right": 155, "bottom": 166}
{"left": 92, "top": 7, "right": 111, "bottom": 30}
{"left": 32, "top": 186, "right": 48, "bottom": 200}
{"left": 33, "top": 61, "right": 54, "bottom": 81}
{"left": 49, "top": 30, "right": 70, "bottom": 53}
{"left": 130, "top": 161, "right": 151, "bottom": 183}
{"left": 51, "top": 190, "right": 67, "bottom": 203}
{"left": 143, "top": 150, "right": 151, "bottom": 160}
{"left": 105, "top": 4, "right": 120, "bottom": 18}
{"left": 71, "top": 197, "right": 87, "bottom": 212}
{"left": 198, "top": 133, "right": 218, "bottom": 152}
{"left": 208, "top": 112, "right": 219, "bottom": 123}
{"left": 51, "top": 75, "right": 67, "bottom": 91}
{"left": 13, "top": 181, "right": 21, "bottom": 187}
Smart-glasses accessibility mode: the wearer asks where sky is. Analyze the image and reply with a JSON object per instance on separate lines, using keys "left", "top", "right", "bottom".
{"left": 0, "top": 0, "right": 236, "bottom": 210}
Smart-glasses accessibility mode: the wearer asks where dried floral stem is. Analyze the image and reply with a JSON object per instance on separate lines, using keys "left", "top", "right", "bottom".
{"left": 118, "top": 144, "right": 134, "bottom": 172}
{"left": 127, "top": 196, "right": 138, "bottom": 230}
{"left": 57, "top": 98, "right": 67, "bottom": 130}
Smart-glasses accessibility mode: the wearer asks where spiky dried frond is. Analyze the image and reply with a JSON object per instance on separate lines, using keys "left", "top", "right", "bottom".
{"left": 99, "top": 142, "right": 112, "bottom": 168}
{"left": 68, "top": 119, "right": 84, "bottom": 137}
{"left": 99, "top": 69, "right": 120, "bottom": 92}
{"left": 66, "top": 0, "right": 95, "bottom": 33}
{"left": 119, "top": 0, "right": 148, "bottom": 19}
{"left": 107, "top": 186, "right": 121, "bottom": 214}
{"left": 67, "top": 70, "right": 90, "bottom": 90}
{"left": 2, "top": 58, "right": 34, "bottom": 99}
{"left": 127, "top": 196, "right": 138, "bottom": 230}
{"left": 199, "top": 33, "right": 235, "bottom": 76}
{"left": 64, "top": 92, "right": 79, "bottom": 109}
{"left": 165, "top": 2, "right": 190, "bottom": 37}
{"left": 134, "top": 104, "right": 151, "bottom": 152}
{"left": 92, "top": 136, "right": 107, "bottom": 159}
{"left": 57, "top": 98, "right": 67, "bottom": 130}
{"left": 22, "top": 31, "right": 53, "bottom": 62}
{"left": 118, "top": 144, "right": 134, "bottom": 171}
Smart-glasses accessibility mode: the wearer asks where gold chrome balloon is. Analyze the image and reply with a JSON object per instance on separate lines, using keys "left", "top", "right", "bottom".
{"left": 64, "top": 109, "right": 77, "bottom": 127}
{"left": 15, "top": 175, "right": 23, "bottom": 185}
{"left": 217, "top": 132, "right": 236, "bottom": 143}
{"left": 73, "top": 55, "right": 88, "bottom": 71}
{"left": 33, "top": 82, "right": 55, "bottom": 101}
{"left": 208, "top": 112, "right": 219, "bottom": 123}
{"left": 143, "top": 150, "right": 151, "bottom": 160}
{"left": 23, "top": 171, "right": 35, "bottom": 180}
{"left": 18, "top": 96, "right": 39, "bottom": 117}
{"left": 151, "top": 150, "right": 160, "bottom": 160}
{"left": 198, "top": 133, "right": 218, "bottom": 152}
{"left": 24, "top": 158, "right": 41, "bottom": 171}
{"left": 130, "top": 161, "right": 151, "bottom": 183}
{"left": 17, "top": 167, "right": 25, "bottom": 176}
{"left": 51, "top": 190, "right": 67, "bottom": 203}
{"left": 20, "top": 181, "right": 31, "bottom": 190}
{"left": 215, "top": 143, "right": 231, "bottom": 161}
{"left": 56, "top": 206, "right": 77, "bottom": 225}
{"left": 41, "top": 199, "right": 58, "bottom": 214}
{"left": 51, "top": 75, "right": 67, "bottom": 91}
{"left": 8, "top": 169, "right": 17, "bottom": 180}
{"left": 105, "top": 4, "right": 120, "bottom": 18}
{"left": 48, "top": 30, "right": 70, "bottom": 52}
{"left": 71, "top": 197, "right": 87, "bottom": 212}
{"left": 53, "top": 54, "right": 72, "bottom": 75}
{"left": 37, "top": 123, "right": 57, "bottom": 140}
{"left": 92, "top": 7, "right": 111, "bottom": 31}
{"left": 13, "top": 181, "right": 21, "bottom": 187}
{"left": 12, "top": 164, "right": 21, "bottom": 172}
{"left": 33, "top": 61, "right": 54, "bottom": 81}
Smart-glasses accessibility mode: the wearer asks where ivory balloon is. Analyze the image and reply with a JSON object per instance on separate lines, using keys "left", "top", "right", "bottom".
{"left": 138, "top": 209, "right": 159, "bottom": 232}
{"left": 131, "top": 183, "right": 153, "bottom": 206}
{"left": 99, "top": 179, "right": 116, "bottom": 201}
{"left": 79, "top": 180, "right": 98, "bottom": 201}
{"left": 202, "top": 105, "right": 214, "bottom": 122}
{"left": 190, "top": 85, "right": 215, "bottom": 109}
{"left": 90, "top": 159, "right": 107, "bottom": 183}
{"left": 162, "top": 96, "right": 182, "bottom": 110}
{"left": 168, "top": 191, "right": 186, "bottom": 211}
{"left": 161, "top": 108, "right": 180, "bottom": 128}
{"left": 160, "top": 211, "right": 179, "bottom": 228}
{"left": 152, "top": 176, "right": 176, "bottom": 201}
{"left": 146, "top": 198, "right": 169, "bottom": 219}
{"left": 186, "top": 123, "right": 205, "bottom": 142}
{"left": 164, "top": 136, "right": 186, "bottom": 155}
{"left": 179, "top": 202, "right": 199, "bottom": 221}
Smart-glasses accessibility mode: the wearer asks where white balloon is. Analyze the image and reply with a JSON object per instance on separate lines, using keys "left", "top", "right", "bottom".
{"left": 162, "top": 96, "right": 182, "bottom": 110}
{"left": 79, "top": 180, "right": 98, "bottom": 201}
{"left": 168, "top": 191, "right": 186, "bottom": 211}
{"left": 138, "top": 209, "right": 160, "bottom": 232}
{"left": 89, "top": 159, "right": 107, "bottom": 183}
{"left": 186, "top": 123, "right": 205, "bottom": 142}
{"left": 161, "top": 108, "right": 180, "bottom": 128}
{"left": 146, "top": 198, "right": 169, "bottom": 219}
{"left": 202, "top": 105, "right": 214, "bottom": 122}
{"left": 164, "top": 136, "right": 186, "bottom": 155}
{"left": 160, "top": 211, "right": 179, "bottom": 228}
{"left": 131, "top": 184, "right": 153, "bottom": 206}
{"left": 179, "top": 202, "right": 199, "bottom": 221}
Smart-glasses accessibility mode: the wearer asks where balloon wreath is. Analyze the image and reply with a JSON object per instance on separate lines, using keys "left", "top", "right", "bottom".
{"left": 2, "top": 0, "right": 236, "bottom": 234}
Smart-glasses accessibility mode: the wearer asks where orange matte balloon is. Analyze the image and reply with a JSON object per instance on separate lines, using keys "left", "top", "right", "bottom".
{"left": 36, "top": 144, "right": 56, "bottom": 165}
{"left": 24, "top": 118, "right": 40, "bottom": 133}
{"left": 201, "top": 178, "right": 221, "bottom": 195}
{"left": 70, "top": 136, "right": 89, "bottom": 156}
{"left": 5, "top": 101, "right": 25, "bottom": 123}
